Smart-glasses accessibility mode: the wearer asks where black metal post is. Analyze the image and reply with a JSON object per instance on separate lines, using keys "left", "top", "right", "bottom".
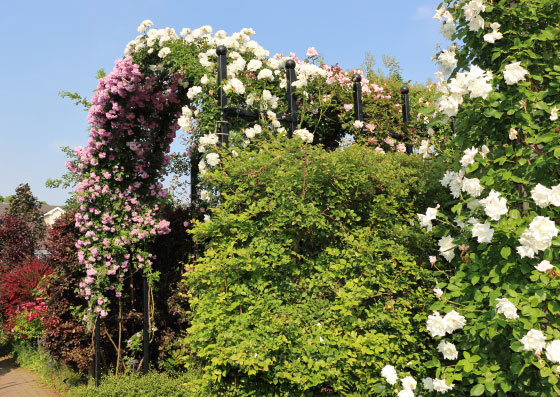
{"left": 94, "top": 317, "right": 100, "bottom": 387}
{"left": 400, "top": 86, "right": 410, "bottom": 123}
{"left": 142, "top": 276, "right": 149, "bottom": 374}
{"left": 451, "top": 117, "right": 456, "bottom": 135}
{"left": 400, "top": 86, "right": 412, "bottom": 154}
{"left": 285, "top": 59, "right": 298, "bottom": 137}
{"left": 352, "top": 74, "right": 363, "bottom": 122}
{"left": 216, "top": 45, "right": 229, "bottom": 145}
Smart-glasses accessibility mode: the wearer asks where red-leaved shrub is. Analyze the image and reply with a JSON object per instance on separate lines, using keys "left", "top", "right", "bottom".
{"left": 41, "top": 210, "right": 92, "bottom": 372}
{"left": 0, "top": 257, "right": 51, "bottom": 318}
{"left": 0, "top": 215, "right": 35, "bottom": 271}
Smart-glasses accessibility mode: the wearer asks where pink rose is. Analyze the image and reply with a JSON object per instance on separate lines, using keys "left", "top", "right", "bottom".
{"left": 306, "top": 47, "right": 318, "bottom": 57}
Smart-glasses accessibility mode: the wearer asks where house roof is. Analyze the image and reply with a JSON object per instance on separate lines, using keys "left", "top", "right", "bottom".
{"left": 0, "top": 204, "right": 64, "bottom": 217}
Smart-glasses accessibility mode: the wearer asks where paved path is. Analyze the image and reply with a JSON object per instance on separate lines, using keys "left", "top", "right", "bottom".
{"left": 0, "top": 356, "right": 60, "bottom": 397}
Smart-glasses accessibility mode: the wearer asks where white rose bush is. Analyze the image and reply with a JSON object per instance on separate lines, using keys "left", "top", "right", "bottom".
{"left": 398, "top": 0, "right": 560, "bottom": 395}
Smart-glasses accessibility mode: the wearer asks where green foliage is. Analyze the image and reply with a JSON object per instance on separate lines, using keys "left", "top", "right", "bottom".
{"left": 69, "top": 370, "right": 207, "bottom": 397}
{"left": 415, "top": 0, "right": 560, "bottom": 395}
{"left": 58, "top": 91, "right": 91, "bottom": 111}
{"left": 181, "top": 138, "right": 447, "bottom": 394}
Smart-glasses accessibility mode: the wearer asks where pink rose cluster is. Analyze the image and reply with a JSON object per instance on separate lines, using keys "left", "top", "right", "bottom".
{"left": 70, "top": 57, "right": 185, "bottom": 321}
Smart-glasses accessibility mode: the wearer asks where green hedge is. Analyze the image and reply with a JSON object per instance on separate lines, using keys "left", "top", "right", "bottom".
{"left": 182, "top": 139, "right": 448, "bottom": 395}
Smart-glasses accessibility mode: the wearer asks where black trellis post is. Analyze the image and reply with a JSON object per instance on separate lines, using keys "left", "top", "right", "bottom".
{"left": 285, "top": 59, "right": 298, "bottom": 137}
{"left": 352, "top": 74, "right": 363, "bottom": 122}
{"left": 142, "top": 275, "right": 149, "bottom": 374}
{"left": 451, "top": 117, "right": 456, "bottom": 135}
{"left": 400, "top": 86, "right": 412, "bottom": 154}
{"left": 94, "top": 317, "right": 100, "bottom": 387}
{"left": 216, "top": 45, "right": 229, "bottom": 146}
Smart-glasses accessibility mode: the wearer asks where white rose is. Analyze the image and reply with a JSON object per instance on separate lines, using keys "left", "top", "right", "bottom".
{"left": 471, "top": 222, "right": 494, "bottom": 243}
{"left": 550, "top": 185, "right": 560, "bottom": 206}
{"left": 520, "top": 329, "right": 546, "bottom": 353}
{"left": 293, "top": 128, "right": 313, "bottom": 143}
{"left": 495, "top": 297, "right": 519, "bottom": 320}
{"left": 531, "top": 184, "right": 552, "bottom": 207}
{"left": 480, "top": 190, "right": 508, "bottom": 221}
{"left": 137, "top": 19, "right": 154, "bottom": 34}
{"left": 381, "top": 365, "right": 398, "bottom": 385}
{"left": 462, "top": 177, "right": 483, "bottom": 197}
{"left": 551, "top": 107, "right": 558, "bottom": 121}
{"left": 257, "top": 68, "right": 274, "bottom": 80}
{"left": 503, "top": 61, "right": 529, "bottom": 85}
{"left": 535, "top": 260, "right": 554, "bottom": 272}
{"left": 437, "top": 340, "right": 458, "bottom": 360}
{"left": 434, "top": 288, "right": 443, "bottom": 299}
{"left": 443, "top": 310, "right": 466, "bottom": 334}
{"left": 187, "top": 86, "right": 202, "bottom": 100}
{"left": 546, "top": 340, "right": 560, "bottom": 363}
{"left": 397, "top": 389, "right": 414, "bottom": 397}
{"left": 433, "top": 378, "right": 454, "bottom": 393}
{"left": 427, "top": 311, "right": 447, "bottom": 337}
{"left": 246, "top": 59, "right": 262, "bottom": 72}
{"left": 158, "top": 47, "right": 171, "bottom": 58}
{"left": 422, "top": 377, "right": 434, "bottom": 392}
{"left": 461, "top": 147, "right": 478, "bottom": 167}
{"left": 206, "top": 153, "right": 220, "bottom": 167}
{"left": 401, "top": 376, "right": 417, "bottom": 391}
{"left": 468, "top": 14, "right": 485, "bottom": 31}
{"left": 438, "top": 235, "right": 456, "bottom": 262}
{"left": 440, "top": 19, "right": 456, "bottom": 40}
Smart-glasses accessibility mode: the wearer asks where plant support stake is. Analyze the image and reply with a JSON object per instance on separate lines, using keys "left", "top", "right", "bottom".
{"left": 94, "top": 317, "right": 100, "bottom": 387}
{"left": 216, "top": 45, "right": 229, "bottom": 145}
{"left": 352, "top": 74, "right": 363, "bottom": 122}
{"left": 142, "top": 275, "right": 149, "bottom": 374}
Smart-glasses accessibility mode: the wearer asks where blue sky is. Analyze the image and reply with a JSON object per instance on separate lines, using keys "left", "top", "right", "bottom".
{"left": 0, "top": 0, "right": 445, "bottom": 204}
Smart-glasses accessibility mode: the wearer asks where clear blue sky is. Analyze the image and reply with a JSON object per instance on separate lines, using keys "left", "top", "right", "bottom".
{"left": 0, "top": 0, "right": 446, "bottom": 205}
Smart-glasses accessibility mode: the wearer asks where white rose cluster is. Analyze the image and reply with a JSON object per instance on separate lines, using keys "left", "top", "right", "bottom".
{"left": 198, "top": 133, "right": 219, "bottom": 153}
{"left": 293, "top": 128, "right": 313, "bottom": 143}
{"left": 517, "top": 216, "right": 558, "bottom": 258}
{"left": 479, "top": 190, "right": 508, "bottom": 221}
{"left": 426, "top": 310, "right": 466, "bottom": 338}
{"left": 433, "top": 6, "right": 455, "bottom": 40}
{"left": 435, "top": 64, "right": 493, "bottom": 117}
{"left": 244, "top": 124, "right": 262, "bottom": 139}
{"left": 495, "top": 298, "right": 519, "bottom": 320}
{"left": 417, "top": 205, "right": 439, "bottom": 232}
{"left": 531, "top": 183, "right": 560, "bottom": 208}
{"left": 187, "top": 85, "right": 202, "bottom": 100}
{"left": 440, "top": 169, "right": 464, "bottom": 199}
{"left": 503, "top": 61, "right": 529, "bottom": 85}
{"left": 178, "top": 106, "right": 196, "bottom": 133}
{"left": 205, "top": 152, "right": 220, "bottom": 167}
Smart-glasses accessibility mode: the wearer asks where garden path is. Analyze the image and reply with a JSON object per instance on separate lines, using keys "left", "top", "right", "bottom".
{"left": 0, "top": 356, "right": 59, "bottom": 397}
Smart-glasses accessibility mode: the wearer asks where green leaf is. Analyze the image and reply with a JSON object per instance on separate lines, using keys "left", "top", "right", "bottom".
{"left": 500, "top": 247, "right": 511, "bottom": 259}
{"left": 470, "top": 383, "right": 485, "bottom": 396}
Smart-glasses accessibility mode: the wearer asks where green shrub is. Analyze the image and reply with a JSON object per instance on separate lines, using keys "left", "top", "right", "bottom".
{"left": 69, "top": 370, "right": 206, "bottom": 397}
{"left": 182, "top": 139, "right": 448, "bottom": 395}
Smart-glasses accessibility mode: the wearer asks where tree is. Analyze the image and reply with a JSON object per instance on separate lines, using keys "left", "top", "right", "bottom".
{"left": 6, "top": 184, "right": 46, "bottom": 243}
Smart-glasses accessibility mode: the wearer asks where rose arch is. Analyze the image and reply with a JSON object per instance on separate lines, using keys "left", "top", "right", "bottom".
{"left": 68, "top": 22, "right": 428, "bottom": 323}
